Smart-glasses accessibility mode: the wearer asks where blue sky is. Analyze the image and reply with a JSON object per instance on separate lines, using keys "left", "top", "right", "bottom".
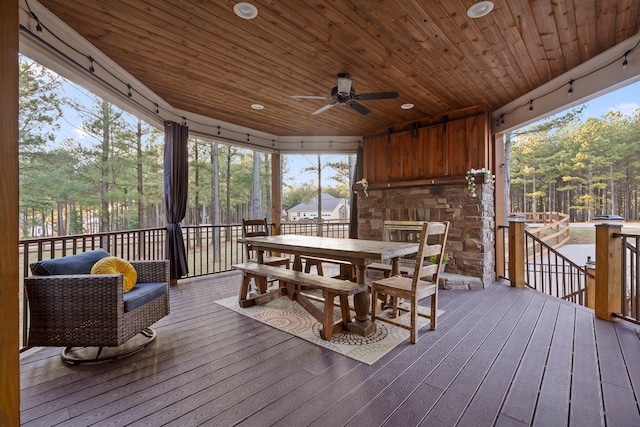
{"left": 576, "top": 80, "right": 640, "bottom": 119}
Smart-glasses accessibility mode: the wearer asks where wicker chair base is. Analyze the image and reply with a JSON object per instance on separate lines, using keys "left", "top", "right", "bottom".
{"left": 61, "top": 327, "right": 157, "bottom": 364}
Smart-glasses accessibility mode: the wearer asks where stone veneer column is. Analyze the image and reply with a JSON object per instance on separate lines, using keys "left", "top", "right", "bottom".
{"left": 357, "top": 182, "right": 496, "bottom": 288}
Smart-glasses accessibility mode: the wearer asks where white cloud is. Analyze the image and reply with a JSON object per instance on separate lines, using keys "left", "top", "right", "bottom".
{"left": 608, "top": 102, "right": 640, "bottom": 116}
{"left": 73, "top": 127, "right": 89, "bottom": 140}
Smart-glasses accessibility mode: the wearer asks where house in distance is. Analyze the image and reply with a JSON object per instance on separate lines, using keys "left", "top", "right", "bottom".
{"left": 287, "top": 193, "right": 349, "bottom": 221}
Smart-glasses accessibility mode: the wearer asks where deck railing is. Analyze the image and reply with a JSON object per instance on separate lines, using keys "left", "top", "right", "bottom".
{"left": 519, "top": 211, "right": 571, "bottom": 249}
{"left": 18, "top": 221, "right": 350, "bottom": 348}
{"left": 614, "top": 233, "right": 640, "bottom": 324}
{"left": 501, "top": 220, "right": 590, "bottom": 306}
{"left": 507, "top": 217, "right": 640, "bottom": 324}
{"left": 498, "top": 212, "right": 569, "bottom": 279}
{"left": 20, "top": 221, "right": 351, "bottom": 279}
{"left": 523, "top": 230, "right": 590, "bottom": 306}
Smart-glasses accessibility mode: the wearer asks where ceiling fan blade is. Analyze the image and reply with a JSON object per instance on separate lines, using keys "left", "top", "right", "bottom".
{"left": 312, "top": 102, "right": 339, "bottom": 115}
{"left": 291, "top": 95, "right": 333, "bottom": 100}
{"left": 354, "top": 91, "right": 400, "bottom": 101}
{"left": 347, "top": 101, "right": 371, "bottom": 116}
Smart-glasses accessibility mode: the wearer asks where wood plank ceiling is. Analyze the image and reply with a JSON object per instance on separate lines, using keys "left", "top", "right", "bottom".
{"left": 37, "top": 0, "right": 640, "bottom": 137}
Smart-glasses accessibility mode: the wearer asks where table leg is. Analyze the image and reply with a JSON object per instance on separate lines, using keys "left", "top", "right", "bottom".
{"left": 284, "top": 254, "right": 303, "bottom": 300}
{"left": 347, "top": 264, "right": 377, "bottom": 337}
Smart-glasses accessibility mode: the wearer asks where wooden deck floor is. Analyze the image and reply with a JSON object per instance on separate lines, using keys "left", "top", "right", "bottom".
{"left": 19, "top": 271, "right": 640, "bottom": 426}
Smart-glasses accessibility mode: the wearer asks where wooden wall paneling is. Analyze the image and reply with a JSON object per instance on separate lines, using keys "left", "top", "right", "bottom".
{"left": 467, "top": 113, "right": 481, "bottom": 171}
{"left": 428, "top": 123, "right": 447, "bottom": 178}
{"left": 362, "top": 137, "right": 373, "bottom": 181}
{"left": 363, "top": 134, "right": 388, "bottom": 183}
{"left": 403, "top": 131, "right": 415, "bottom": 180}
{"left": 1, "top": 0, "right": 20, "bottom": 424}
{"left": 446, "top": 117, "right": 470, "bottom": 176}
{"left": 362, "top": 105, "right": 489, "bottom": 187}
{"left": 415, "top": 127, "right": 429, "bottom": 178}
{"left": 377, "top": 134, "right": 390, "bottom": 182}
{"left": 389, "top": 132, "right": 405, "bottom": 181}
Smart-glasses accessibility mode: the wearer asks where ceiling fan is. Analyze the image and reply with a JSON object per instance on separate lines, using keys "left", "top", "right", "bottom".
{"left": 291, "top": 73, "right": 399, "bottom": 116}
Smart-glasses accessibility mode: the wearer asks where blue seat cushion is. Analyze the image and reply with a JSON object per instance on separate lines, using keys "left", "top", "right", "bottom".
{"left": 124, "top": 282, "right": 168, "bottom": 312}
{"left": 30, "top": 249, "right": 111, "bottom": 276}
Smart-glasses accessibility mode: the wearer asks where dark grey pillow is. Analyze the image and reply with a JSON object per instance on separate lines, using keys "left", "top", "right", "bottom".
{"left": 29, "top": 249, "right": 111, "bottom": 276}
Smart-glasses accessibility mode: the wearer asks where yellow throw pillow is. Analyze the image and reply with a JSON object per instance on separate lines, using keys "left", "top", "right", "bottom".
{"left": 90, "top": 256, "right": 137, "bottom": 292}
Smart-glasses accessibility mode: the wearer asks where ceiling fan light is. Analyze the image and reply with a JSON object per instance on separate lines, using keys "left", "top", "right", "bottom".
{"left": 233, "top": 2, "right": 258, "bottom": 19}
{"left": 337, "top": 75, "right": 351, "bottom": 95}
{"left": 401, "top": 103, "right": 414, "bottom": 110}
{"left": 467, "top": 1, "right": 494, "bottom": 18}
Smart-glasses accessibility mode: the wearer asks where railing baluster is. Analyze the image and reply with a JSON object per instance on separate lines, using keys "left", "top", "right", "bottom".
{"left": 520, "top": 228, "right": 590, "bottom": 306}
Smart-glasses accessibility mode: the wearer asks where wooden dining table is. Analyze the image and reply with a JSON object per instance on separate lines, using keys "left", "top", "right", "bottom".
{"left": 243, "top": 234, "right": 419, "bottom": 337}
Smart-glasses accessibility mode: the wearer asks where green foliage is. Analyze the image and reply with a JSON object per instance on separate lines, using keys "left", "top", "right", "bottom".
{"left": 283, "top": 184, "right": 316, "bottom": 210}
{"left": 18, "top": 57, "right": 64, "bottom": 160}
{"left": 510, "top": 105, "right": 640, "bottom": 220}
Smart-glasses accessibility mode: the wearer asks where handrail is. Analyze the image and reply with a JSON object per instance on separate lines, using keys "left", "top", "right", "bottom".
{"left": 519, "top": 211, "right": 570, "bottom": 250}
{"left": 523, "top": 228, "right": 591, "bottom": 306}
{"left": 613, "top": 233, "right": 640, "bottom": 324}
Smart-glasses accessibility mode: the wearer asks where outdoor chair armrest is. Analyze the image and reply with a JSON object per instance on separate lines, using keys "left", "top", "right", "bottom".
{"left": 129, "top": 260, "right": 170, "bottom": 284}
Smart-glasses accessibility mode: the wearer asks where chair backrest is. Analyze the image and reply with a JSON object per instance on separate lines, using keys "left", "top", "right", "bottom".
{"left": 411, "top": 221, "right": 450, "bottom": 290}
{"left": 242, "top": 218, "right": 270, "bottom": 259}
{"left": 382, "top": 220, "right": 424, "bottom": 244}
{"left": 382, "top": 220, "right": 428, "bottom": 265}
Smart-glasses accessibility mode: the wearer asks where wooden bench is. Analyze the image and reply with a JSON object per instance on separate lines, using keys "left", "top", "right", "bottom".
{"left": 232, "top": 262, "right": 367, "bottom": 340}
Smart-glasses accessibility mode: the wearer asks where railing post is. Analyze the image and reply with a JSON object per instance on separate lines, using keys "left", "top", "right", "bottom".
{"left": 594, "top": 216, "right": 623, "bottom": 321}
{"left": 508, "top": 214, "right": 526, "bottom": 288}
{"left": 586, "top": 258, "right": 596, "bottom": 310}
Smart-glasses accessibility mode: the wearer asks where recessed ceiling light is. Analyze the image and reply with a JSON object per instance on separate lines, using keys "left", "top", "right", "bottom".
{"left": 467, "top": 1, "right": 494, "bottom": 18}
{"left": 401, "top": 103, "right": 414, "bottom": 110}
{"left": 251, "top": 104, "right": 264, "bottom": 110}
{"left": 234, "top": 2, "right": 258, "bottom": 19}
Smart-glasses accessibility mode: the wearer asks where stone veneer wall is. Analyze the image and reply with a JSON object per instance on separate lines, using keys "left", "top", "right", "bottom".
{"left": 357, "top": 183, "right": 496, "bottom": 288}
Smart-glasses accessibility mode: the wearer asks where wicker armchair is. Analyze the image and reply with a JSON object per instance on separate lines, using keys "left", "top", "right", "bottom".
{"left": 24, "top": 258, "right": 170, "bottom": 364}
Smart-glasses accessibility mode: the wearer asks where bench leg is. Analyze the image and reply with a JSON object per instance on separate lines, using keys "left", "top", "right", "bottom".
{"left": 256, "top": 275, "right": 268, "bottom": 294}
{"left": 321, "top": 292, "right": 335, "bottom": 340}
{"left": 339, "top": 294, "right": 351, "bottom": 328}
{"left": 239, "top": 273, "right": 252, "bottom": 301}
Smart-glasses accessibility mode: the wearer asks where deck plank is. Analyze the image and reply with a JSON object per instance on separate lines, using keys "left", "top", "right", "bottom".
{"left": 569, "top": 308, "right": 604, "bottom": 426}
{"left": 18, "top": 272, "right": 640, "bottom": 427}
{"left": 274, "top": 284, "right": 498, "bottom": 427}
{"left": 532, "top": 302, "right": 576, "bottom": 426}
{"left": 236, "top": 357, "right": 360, "bottom": 427}
{"left": 454, "top": 289, "right": 547, "bottom": 426}
{"left": 59, "top": 332, "right": 304, "bottom": 425}
{"left": 596, "top": 319, "right": 640, "bottom": 426}
{"left": 379, "top": 284, "right": 530, "bottom": 426}
{"left": 496, "top": 297, "right": 561, "bottom": 426}
{"left": 22, "top": 323, "right": 288, "bottom": 424}
{"left": 317, "top": 282, "right": 516, "bottom": 426}
{"left": 614, "top": 321, "right": 640, "bottom": 403}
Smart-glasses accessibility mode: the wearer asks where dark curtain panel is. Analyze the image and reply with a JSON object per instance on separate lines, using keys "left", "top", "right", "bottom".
{"left": 349, "top": 146, "right": 363, "bottom": 239}
{"left": 164, "top": 121, "right": 189, "bottom": 280}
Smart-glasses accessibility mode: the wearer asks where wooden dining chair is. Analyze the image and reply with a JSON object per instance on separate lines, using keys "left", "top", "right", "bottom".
{"left": 242, "top": 218, "right": 290, "bottom": 267}
{"left": 370, "top": 221, "right": 449, "bottom": 344}
{"left": 241, "top": 218, "right": 290, "bottom": 297}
